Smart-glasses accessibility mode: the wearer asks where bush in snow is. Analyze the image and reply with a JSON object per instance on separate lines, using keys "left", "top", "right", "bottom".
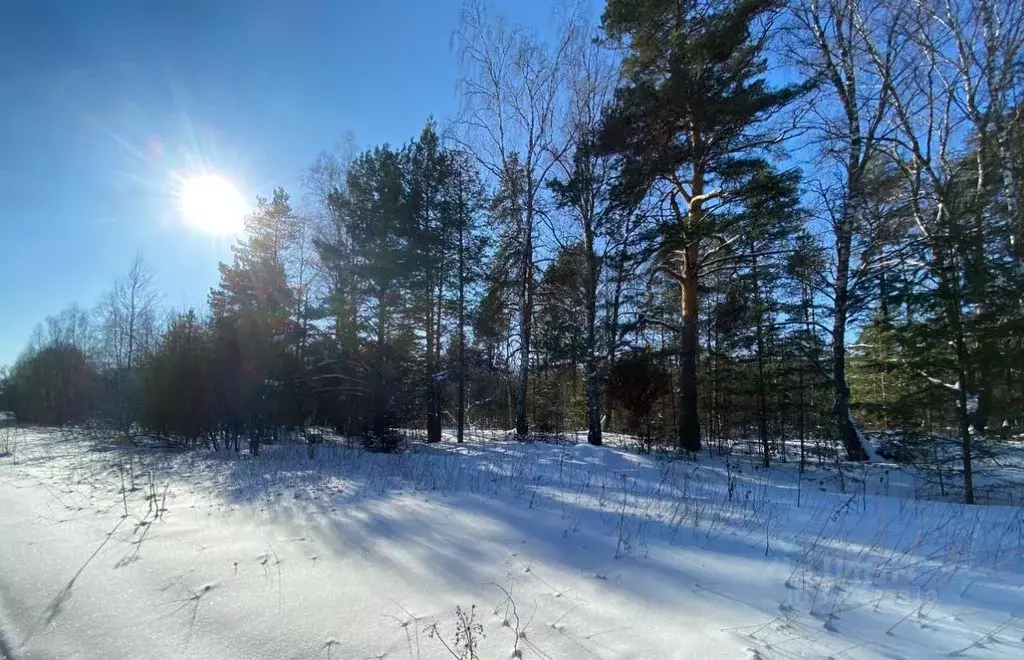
{"left": 361, "top": 428, "right": 406, "bottom": 453}
{"left": 607, "top": 351, "right": 673, "bottom": 452}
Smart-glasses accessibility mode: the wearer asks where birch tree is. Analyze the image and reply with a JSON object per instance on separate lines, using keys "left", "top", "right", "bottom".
{"left": 862, "top": 0, "right": 1024, "bottom": 502}
{"left": 453, "top": 0, "right": 574, "bottom": 438}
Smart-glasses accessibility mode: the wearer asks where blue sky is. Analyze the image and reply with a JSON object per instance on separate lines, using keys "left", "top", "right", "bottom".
{"left": 0, "top": 0, "right": 553, "bottom": 366}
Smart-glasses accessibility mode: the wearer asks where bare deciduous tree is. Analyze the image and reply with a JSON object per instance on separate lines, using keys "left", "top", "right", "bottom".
{"left": 785, "top": 0, "right": 907, "bottom": 460}
{"left": 452, "top": 0, "right": 575, "bottom": 438}
{"left": 96, "top": 254, "right": 159, "bottom": 433}
{"left": 548, "top": 15, "right": 621, "bottom": 445}
{"left": 859, "top": 0, "right": 1024, "bottom": 502}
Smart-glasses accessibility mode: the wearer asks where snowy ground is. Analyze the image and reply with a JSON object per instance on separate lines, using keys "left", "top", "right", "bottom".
{"left": 1, "top": 427, "right": 1022, "bottom": 660}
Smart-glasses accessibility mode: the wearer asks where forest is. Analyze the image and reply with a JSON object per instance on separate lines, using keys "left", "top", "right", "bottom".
{"left": 3, "top": 0, "right": 1022, "bottom": 509}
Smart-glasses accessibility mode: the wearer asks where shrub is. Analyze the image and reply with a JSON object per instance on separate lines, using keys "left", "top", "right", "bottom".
{"left": 608, "top": 351, "right": 673, "bottom": 447}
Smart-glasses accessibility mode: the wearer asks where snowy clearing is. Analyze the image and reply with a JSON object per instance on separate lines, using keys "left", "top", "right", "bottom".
{"left": 1, "top": 428, "right": 1023, "bottom": 660}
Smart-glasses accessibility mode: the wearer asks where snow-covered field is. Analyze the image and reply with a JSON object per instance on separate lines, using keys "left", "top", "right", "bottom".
{"left": 1, "top": 427, "right": 1022, "bottom": 659}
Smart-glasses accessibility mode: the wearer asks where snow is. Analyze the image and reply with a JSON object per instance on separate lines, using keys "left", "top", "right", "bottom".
{"left": 1, "top": 428, "right": 1023, "bottom": 659}
{"left": 848, "top": 413, "right": 884, "bottom": 463}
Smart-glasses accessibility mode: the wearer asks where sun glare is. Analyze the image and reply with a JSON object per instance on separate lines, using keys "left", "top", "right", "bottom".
{"left": 178, "top": 174, "right": 248, "bottom": 235}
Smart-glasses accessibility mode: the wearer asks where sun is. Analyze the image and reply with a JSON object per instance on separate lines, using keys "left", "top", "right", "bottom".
{"left": 178, "top": 173, "right": 248, "bottom": 235}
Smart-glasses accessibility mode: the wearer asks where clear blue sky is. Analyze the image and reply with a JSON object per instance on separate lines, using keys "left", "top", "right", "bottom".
{"left": 0, "top": 0, "right": 551, "bottom": 366}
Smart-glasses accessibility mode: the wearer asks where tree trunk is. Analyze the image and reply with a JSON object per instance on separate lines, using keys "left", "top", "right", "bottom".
{"left": 955, "top": 362, "right": 976, "bottom": 505}
{"left": 432, "top": 278, "right": 444, "bottom": 442}
{"left": 678, "top": 244, "right": 701, "bottom": 453}
{"left": 585, "top": 228, "right": 601, "bottom": 446}
{"left": 584, "top": 350, "right": 601, "bottom": 446}
{"left": 604, "top": 260, "right": 627, "bottom": 435}
{"left": 373, "top": 293, "right": 388, "bottom": 439}
{"left": 752, "top": 255, "right": 770, "bottom": 467}
{"left": 705, "top": 297, "right": 717, "bottom": 451}
{"left": 677, "top": 135, "right": 704, "bottom": 455}
{"left": 124, "top": 300, "right": 135, "bottom": 436}
{"left": 457, "top": 217, "right": 467, "bottom": 444}
{"left": 515, "top": 201, "right": 533, "bottom": 440}
{"left": 798, "top": 365, "right": 806, "bottom": 473}
{"left": 950, "top": 291, "right": 976, "bottom": 506}
{"left": 968, "top": 142, "right": 997, "bottom": 438}
{"left": 425, "top": 265, "right": 440, "bottom": 443}
{"left": 939, "top": 251, "right": 976, "bottom": 505}
{"left": 833, "top": 216, "right": 869, "bottom": 461}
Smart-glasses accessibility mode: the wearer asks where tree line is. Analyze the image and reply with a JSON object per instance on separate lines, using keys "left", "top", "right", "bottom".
{"left": 1, "top": 0, "right": 1022, "bottom": 503}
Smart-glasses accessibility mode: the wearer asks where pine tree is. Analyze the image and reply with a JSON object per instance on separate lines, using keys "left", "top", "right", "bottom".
{"left": 407, "top": 121, "right": 452, "bottom": 443}
{"left": 209, "top": 189, "right": 299, "bottom": 453}
{"left": 320, "top": 145, "right": 420, "bottom": 441}
{"left": 444, "top": 151, "right": 489, "bottom": 443}
{"left": 598, "top": 0, "right": 804, "bottom": 451}
{"left": 140, "top": 310, "right": 213, "bottom": 443}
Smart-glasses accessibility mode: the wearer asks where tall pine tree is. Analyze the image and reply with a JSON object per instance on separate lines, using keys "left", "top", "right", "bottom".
{"left": 598, "top": 0, "right": 803, "bottom": 451}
